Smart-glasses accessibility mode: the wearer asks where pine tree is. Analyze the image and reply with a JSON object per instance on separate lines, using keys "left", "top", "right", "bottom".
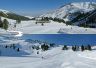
{"left": 41, "top": 23, "right": 44, "bottom": 26}
{"left": 37, "top": 51, "right": 39, "bottom": 54}
{"left": 41, "top": 44, "right": 49, "bottom": 51}
{"left": 0, "top": 21, "right": 2, "bottom": 26}
{"left": 16, "top": 19, "right": 21, "bottom": 24}
{"left": 3, "top": 19, "right": 9, "bottom": 30}
{"left": 50, "top": 43, "right": 55, "bottom": 47}
{"left": 5, "top": 45, "right": 8, "bottom": 48}
{"left": 62, "top": 45, "right": 68, "bottom": 50}
{"left": 17, "top": 48, "right": 20, "bottom": 52}
{"left": 74, "top": 46, "right": 76, "bottom": 51}
{"left": 72, "top": 46, "right": 76, "bottom": 51}
{"left": 14, "top": 24, "right": 16, "bottom": 28}
{"left": 36, "top": 46, "right": 40, "bottom": 50}
{"left": 13, "top": 44, "right": 16, "bottom": 50}
{"left": 35, "top": 22, "right": 38, "bottom": 24}
{"left": 0, "top": 16, "right": 2, "bottom": 23}
{"left": 0, "top": 17, "right": 3, "bottom": 28}
{"left": 81, "top": 45, "right": 84, "bottom": 51}
{"left": 87, "top": 45, "right": 92, "bottom": 51}
{"left": 32, "top": 46, "right": 35, "bottom": 49}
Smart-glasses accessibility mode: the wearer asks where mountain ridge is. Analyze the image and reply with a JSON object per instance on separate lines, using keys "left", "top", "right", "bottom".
{"left": 0, "top": 9, "right": 30, "bottom": 20}
{"left": 40, "top": 2, "right": 96, "bottom": 28}
{"left": 41, "top": 2, "right": 96, "bottom": 19}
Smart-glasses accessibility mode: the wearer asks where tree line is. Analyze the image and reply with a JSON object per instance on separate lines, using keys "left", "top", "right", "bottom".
{"left": 62, "top": 45, "right": 92, "bottom": 51}
{"left": 0, "top": 16, "right": 21, "bottom": 30}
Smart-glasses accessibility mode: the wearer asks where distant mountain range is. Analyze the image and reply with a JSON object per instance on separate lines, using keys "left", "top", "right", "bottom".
{"left": 41, "top": 2, "right": 96, "bottom": 28}
{"left": 0, "top": 2, "right": 96, "bottom": 28}
{"left": 0, "top": 9, "right": 31, "bottom": 20}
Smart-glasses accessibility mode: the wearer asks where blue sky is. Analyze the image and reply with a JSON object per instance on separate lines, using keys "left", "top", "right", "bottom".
{"left": 0, "top": 0, "right": 96, "bottom": 16}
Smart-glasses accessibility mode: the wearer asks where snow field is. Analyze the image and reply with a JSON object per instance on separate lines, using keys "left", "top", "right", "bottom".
{"left": 0, "top": 46, "right": 96, "bottom": 68}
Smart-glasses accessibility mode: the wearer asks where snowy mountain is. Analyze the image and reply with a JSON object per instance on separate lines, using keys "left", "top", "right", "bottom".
{"left": 0, "top": 9, "right": 30, "bottom": 20}
{"left": 41, "top": 2, "right": 96, "bottom": 28}
{"left": 41, "top": 2, "right": 96, "bottom": 20}
{"left": 0, "top": 9, "right": 9, "bottom": 15}
{"left": 25, "top": 16, "right": 34, "bottom": 19}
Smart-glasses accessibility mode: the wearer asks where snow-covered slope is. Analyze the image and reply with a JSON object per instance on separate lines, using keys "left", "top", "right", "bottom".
{"left": 0, "top": 9, "right": 9, "bottom": 15}
{"left": 0, "top": 31, "right": 96, "bottom": 68}
{"left": 0, "top": 14, "right": 96, "bottom": 34}
{"left": 25, "top": 16, "right": 34, "bottom": 19}
{"left": 41, "top": 2, "right": 96, "bottom": 20}
{"left": 1, "top": 48, "right": 96, "bottom": 68}
{"left": 15, "top": 20, "right": 96, "bottom": 34}
{"left": 0, "top": 9, "right": 30, "bottom": 20}
{"left": 0, "top": 37, "right": 96, "bottom": 68}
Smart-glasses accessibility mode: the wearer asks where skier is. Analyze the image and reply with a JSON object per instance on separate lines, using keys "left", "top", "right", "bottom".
{"left": 71, "top": 27, "right": 72, "bottom": 29}
{"left": 41, "top": 23, "right": 44, "bottom": 26}
{"left": 37, "top": 51, "right": 39, "bottom": 54}
{"left": 41, "top": 56, "right": 44, "bottom": 59}
{"left": 85, "top": 29, "right": 87, "bottom": 31}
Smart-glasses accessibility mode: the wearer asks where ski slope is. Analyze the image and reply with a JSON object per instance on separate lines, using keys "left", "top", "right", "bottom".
{"left": 0, "top": 17, "right": 96, "bottom": 34}
{"left": 15, "top": 20, "right": 96, "bottom": 34}
{"left": 0, "top": 35, "right": 96, "bottom": 68}
{"left": 0, "top": 15, "right": 96, "bottom": 34}
{"left": 0, "top": 47, "right": 96, "bottom": 68}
